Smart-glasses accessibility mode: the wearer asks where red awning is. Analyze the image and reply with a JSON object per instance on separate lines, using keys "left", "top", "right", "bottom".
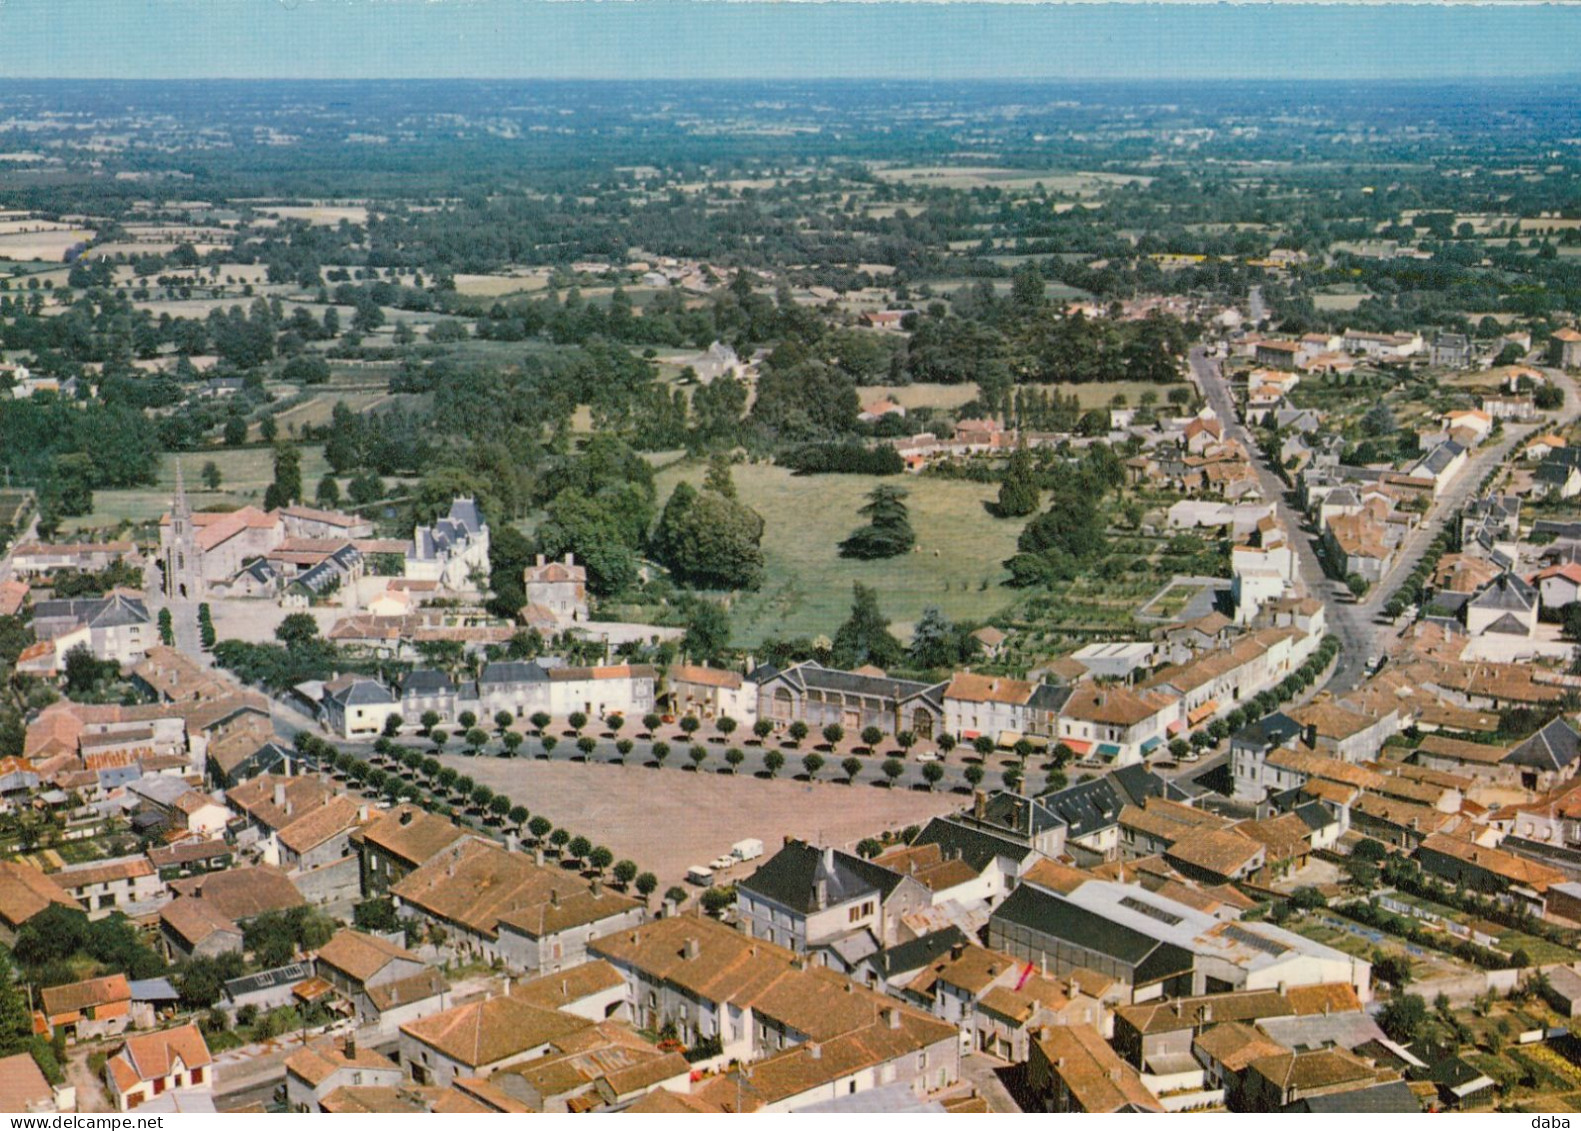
{"left": 1062, "top": 739, "right": 1093, "bottom": 755}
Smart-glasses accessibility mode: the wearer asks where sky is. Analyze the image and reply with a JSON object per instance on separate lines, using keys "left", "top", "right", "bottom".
{"left": 1, "top": 1, "right": 1578, "bottom": 81}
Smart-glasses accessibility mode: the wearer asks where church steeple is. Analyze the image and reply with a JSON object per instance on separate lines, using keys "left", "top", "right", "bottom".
{"left": 173, "top": 458, "right": 191, "bottom": 524}
{"left": 165, "top": 458, "right": 198, "bottom": 600}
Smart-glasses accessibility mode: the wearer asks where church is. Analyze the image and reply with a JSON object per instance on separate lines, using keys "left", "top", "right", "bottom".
{"left": 160, "top": 467, "right": 484, "bottom": 600}
{"left": 160, "top": 465, "right": 375, "bottom": 598}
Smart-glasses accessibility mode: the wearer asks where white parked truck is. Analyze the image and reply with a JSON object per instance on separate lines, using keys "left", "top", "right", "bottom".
{"left": 731, "top": 838, "right": 764, "bottom": 862}
{"left": 686, "top": 865, "right": 713, "bottom": 886}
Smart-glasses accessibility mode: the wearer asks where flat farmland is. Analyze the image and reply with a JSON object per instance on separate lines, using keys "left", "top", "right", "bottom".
{"left": 438, "top": 754, "right": 957, "bottom": 891}
{"left": 62, "top": 445, "right": 331, "bottom": 533}
{"left": 0, "top": 228, "right": 93, "bottom": 261}
{"left": 654, "top": 461, "right": 1023, "bottom": 644}
{"left": 250, "top": 204, "right": 371, "bottom": 226}
{"left": 271, "top": 389, "right": 399, "bottom": 433}
{"left": 872, "top": 165, "right": 1152, "bottom": 193}
{"left": 453, "top": 271, "right": 551, "bottom": 297}
{"left": 1313, "top": 292, "right": 1370, "bottom": 312}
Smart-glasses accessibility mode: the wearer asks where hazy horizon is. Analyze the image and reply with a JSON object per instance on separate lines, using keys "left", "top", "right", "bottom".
{"left": 2, "top": 1, "right": 1578, "bottom": 82}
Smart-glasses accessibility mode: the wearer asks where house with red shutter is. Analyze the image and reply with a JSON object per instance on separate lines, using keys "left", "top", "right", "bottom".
{"left": 104, "top": 1023, "right": 213, "bottom": 1111}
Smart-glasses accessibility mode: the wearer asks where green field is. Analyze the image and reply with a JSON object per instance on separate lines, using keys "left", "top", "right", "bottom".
{"left": 653, "top": 460, "right": 1023, "bottom": 646}
{"left": 63, "top": 445, "right": 332, "bottom": 534}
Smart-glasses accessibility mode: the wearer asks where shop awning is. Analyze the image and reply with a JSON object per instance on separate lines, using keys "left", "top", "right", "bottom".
{"left": 1062, "top": 739, "right": 1093, "bottom": 756}
{"left": 1141, "top": 736, "right": 1164, "bottom": 754}
{"left": 1167, "top": 719, "right": 1185, "bottom": 736}
{"left": 1097, "top": 743, "right": 1122, "bottom": 758}
{"left": 1186, "top": 699, "right": 1220, "bottom": 726}
{"left": 998, "top": 731, "right": 1049, "bottom": 750}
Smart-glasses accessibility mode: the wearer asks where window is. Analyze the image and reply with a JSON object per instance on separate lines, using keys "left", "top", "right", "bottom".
{"left": 191, "top": 1068, "right": 203, "bottom": 1085}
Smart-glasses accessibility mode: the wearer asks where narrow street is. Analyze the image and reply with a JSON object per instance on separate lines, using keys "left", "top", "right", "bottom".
{"left": 1189, "top": 346, "right": 1375, "bottom": 691}
{"left": 1190, "top": 346, "right": 1580, "bottom": 694}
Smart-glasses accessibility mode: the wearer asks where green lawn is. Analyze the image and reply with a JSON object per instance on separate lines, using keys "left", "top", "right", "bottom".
{"left": 654, "top": 460, "right": 1024, "bottom": 646}
{"left": 63, "top": 445, "right": 331, "bottom": 534}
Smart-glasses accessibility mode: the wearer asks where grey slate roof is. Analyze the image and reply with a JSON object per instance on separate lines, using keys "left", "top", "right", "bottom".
{"left": 737, "top": 841, "right": 881, "bottom": 914}
{"left": 402, "top": 669, "right": 456, "bottom": 696}
{"left": 990, "top": 884, "right": 1195, "bottom": 983}
{"left": 1029, "top": 683, "right": 1073, "bottom": 713}
{"left": 1035, "top": 766, "right": 1166, "bottom": 840}
{"left": 1483, "top": 612, "right": 1531, "bottom": 635}
{"left": 1534, "top": 519, "right": 1581, "bottom": 542}
{"left": 127, "top": 775, "right": 198, "bottom": 807}
{"left": 1468, "top": 571, "right": 1536, "bottom": 613}
{"left": 328, "top": 679, "right": 396, "bottom": 707}
{"left": 757, "top": 661, "right": 944, "bottom": 709}
{"left": 1505, "top": 716, "right": 1581, "bottom": 772}
{"left": 911, "top": 817, "right": 1033, "bottom": 871}
{"left": 1293, "top": 1081, "right": 1422, "bottom": 1114}
{"left": 413, "top": 497, "right": 485, "bottom": 560}
{"left": 33, "top": 593, "right": 149, "bottom": 628}
{"left": 1415, "top": 440, "right": 1466, "bottom": 476}
{"left": 1231, "top": 711, "right": 1302, "bottom": 753}
{"left": 479, "top": 661, "right": 551, "bottom": 687}
{"left": 878, "top": 926, "right": 969, "bottom": 980}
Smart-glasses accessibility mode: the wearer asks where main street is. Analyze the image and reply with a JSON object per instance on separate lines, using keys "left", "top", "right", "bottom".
{"left": 1191, "top": 345, "right": 1581, "bottom": 695}
{"left": 1189, "top": 346, "right": 1375, "bottom": 691}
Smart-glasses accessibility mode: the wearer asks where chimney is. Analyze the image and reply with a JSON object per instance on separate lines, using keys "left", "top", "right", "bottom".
{"left": 823, "top": 845, "right": 836, "bottom": 872}
{"left": 591, "top": 877, "right": 602, "bottom": 897}
{"left": 534, "top": 847, "right": 545, "bottom": 867}
{"left": 683, "top": 937, "right": 700, "bottom": 960}
{"left": 549, "top": 888, "right": 560, "bottom": 907}
{"left": 536, "top": 554, "right": 545, "bottom": 568}
{"left": 974, "top": 791, "right": 987, "bottom": 819}
{"left": 883, "top": 1007, "right": 901, "bottom": 1031}
{"left": 814, "top": 878, "right": 828, "bottom": 910}
{"left": 274, "top": 782, "right": 287, "bottom": 809}
{"left": 950, "top": 942, "right": 965, "bottom": 961}
{"left": 400, "top": 808, "right": 414, "bottom": 826}
{"left": 565, "top": 552, "right": 575, "bottom": 567}
{"left": 357, "top": 803, "right": 369, "bottom": 822}
{"left": 809, "top": 1043, "right": 821, "bottom": 1060}
{"left": 343, "top": 1034, "right": 356, "bottom": 1059}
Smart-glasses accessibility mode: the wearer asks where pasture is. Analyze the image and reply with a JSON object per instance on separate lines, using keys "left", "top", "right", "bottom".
{"left": 61, "top": 446, "right": 332, "bottom": 534}
{"left": 653, "top": 460, "right": 1023, "bottom": 645}
{"left": 0, "top": 227, "right": 93, "bottom": 262}
{"left": 453, "top": 271, "right": 552, "bottom": 297}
